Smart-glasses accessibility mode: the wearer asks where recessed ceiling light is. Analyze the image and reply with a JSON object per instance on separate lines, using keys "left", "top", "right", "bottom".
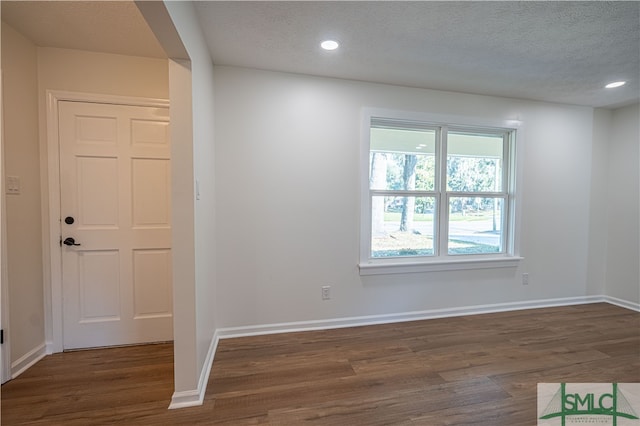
{"left": 605, "top": 81, "right": 626, "bottom": 89}
{"left": 321, "top": 40, "right": 339, "bottom": 51}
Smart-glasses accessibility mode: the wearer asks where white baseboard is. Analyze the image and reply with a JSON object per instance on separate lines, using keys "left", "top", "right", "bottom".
{"left": 11, "top": 342, "right": 46, "bottom": 379}
{"left": 8, "top": 296, "right": 636, "bottom": 410}
{"left": 603, "top": 295, "right": 640, "bottom": 312}
{"left": 162, "top": 295, "right": 636, "bottom": 409}
{"left": 216, "top": 295, "right": 610, "bottom": 339}
{"left": 168, "top": 330, "right": 219, "bottom": 410}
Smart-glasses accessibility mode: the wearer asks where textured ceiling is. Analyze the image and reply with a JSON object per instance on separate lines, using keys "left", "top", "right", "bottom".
{"left": 2, "top": 1, "right": 638, "bottom": 109}
{"left": 1, "top": 1, "right": 166, "bottom": 59}
{"left": 195, "top": 1, "right": 640, "bottom": 109}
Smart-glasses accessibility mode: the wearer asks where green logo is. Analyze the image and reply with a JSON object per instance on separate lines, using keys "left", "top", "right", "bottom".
{"left": 539, "top": 383, "right": 639, "bottom": 425}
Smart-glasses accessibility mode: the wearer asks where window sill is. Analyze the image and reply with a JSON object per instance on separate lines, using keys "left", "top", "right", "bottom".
{"left": 358, "top": 256, "right": 523, "bottom": 276}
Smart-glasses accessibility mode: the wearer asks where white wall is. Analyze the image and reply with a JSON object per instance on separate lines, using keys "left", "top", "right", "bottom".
{"left": 605, "top": 103, "right": 640, "bottom": 303}
{"left": 191, "top": 35, "right": 217, "bottom": 381}
{"left": 1, "top": 22, "right": 45, "bottom": 372}
{"left": 161, "top": 0, "right": 218, "bottom": 403}
{"left": 37, "top": 47, "right": 168, "bottom": 100}
{"left": 587, "top": 108, "right": 612, "bottom": 296}
{"left": 166, "top": 58, "right": 198, "bottom": 395}
{"left": 213, "top": 66, "right": 596, "bottom": 328}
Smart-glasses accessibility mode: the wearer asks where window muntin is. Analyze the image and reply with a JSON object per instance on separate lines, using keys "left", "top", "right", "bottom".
{"left": 365, "top": 117, "right": 515, "bottom": 265}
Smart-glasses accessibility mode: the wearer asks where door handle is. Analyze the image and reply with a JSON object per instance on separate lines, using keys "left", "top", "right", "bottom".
{"left": 63, "top": 237, "right": 81, "bottom": 246}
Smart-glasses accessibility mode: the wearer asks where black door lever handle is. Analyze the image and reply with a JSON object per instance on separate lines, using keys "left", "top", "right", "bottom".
{"left": 63, "top": 237, "right": 81, "bottom": 246}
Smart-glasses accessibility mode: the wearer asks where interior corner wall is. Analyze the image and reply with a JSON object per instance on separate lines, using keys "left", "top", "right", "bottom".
{"left": 213, "top": 66, "right": 596, "bottom": 329}
{"left": 167, "top": 58, "right": 198, "bottom": 393}
{"left": 605, "top": 103, "right": 640, "bottom": 303}
{"left": 1, "top": 22, "right": 45, "bottom": 370}
{"left": 163, "top": 0, "right": 218, "bottom": 397}
{"left": 191, "top": 43, "right": 217, "bottom": 375}
{"left": 587, "top": 108, "right": 612, "bottom": 296}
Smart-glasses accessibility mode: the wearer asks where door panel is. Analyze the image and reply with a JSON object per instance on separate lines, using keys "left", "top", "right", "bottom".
{"left": 131, "top": 119, "right": 169, "bottom": 147}
{"left": 59, "top": 101, "right": 172, "bottom": 349}
{"left": 78, "top": 250, "right": 120, "bottom": 322}
{"left": 132, "top": 249, "right": 172, "bottom": 319}
{"left": 77, "top": 156, "right": 119, "bottom": 227}
{"left": 132, "top": 159, "right": 171, "bottom": 226}
{"left": 76, "top": 115, "right": 118, "bottom": 144}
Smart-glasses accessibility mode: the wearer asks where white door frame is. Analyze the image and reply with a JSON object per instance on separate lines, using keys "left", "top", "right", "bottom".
{"left": 44, "top": 90, "right": 170, "bottom": 353}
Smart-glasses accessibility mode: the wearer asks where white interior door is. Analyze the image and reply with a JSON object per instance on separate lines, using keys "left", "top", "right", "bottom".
{"left": 59, "top": 101, "right": 172, "bottom": 350}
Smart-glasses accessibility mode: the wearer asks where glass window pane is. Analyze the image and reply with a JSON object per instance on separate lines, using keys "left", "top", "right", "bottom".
{"left": 370, "top": 127, "right": 436, "bottom": 191}
{"left": 447, "top": 132, "right": 503, "bottom": 192}
{"left": 371, "top": 196, "right": 435, "bottom": 258}
{"left": 448, "top": 197, "right": 504, "bottom": 255}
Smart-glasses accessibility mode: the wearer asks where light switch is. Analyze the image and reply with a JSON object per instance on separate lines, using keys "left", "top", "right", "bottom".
{"left": 6, "top": 176, "right": 20, "bottom": 195}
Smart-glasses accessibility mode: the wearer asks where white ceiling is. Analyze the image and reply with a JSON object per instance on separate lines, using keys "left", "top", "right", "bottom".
{"left": 1, "top": 1, "right": 166, "bottom": 59}
{"left": 195, "top": 1, "right": 639, "bottom": 109}
{"left": 2, "top": 1, "right": 638, "bottom": 109}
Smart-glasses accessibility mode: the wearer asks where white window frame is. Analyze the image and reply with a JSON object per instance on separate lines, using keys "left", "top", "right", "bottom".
{"left": 359, "top": 108, "right": 524, "bottom": 275}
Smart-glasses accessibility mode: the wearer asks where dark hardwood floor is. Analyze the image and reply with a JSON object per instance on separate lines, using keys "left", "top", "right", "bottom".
{"left": 2, "top": 303, "right": 639, "bottom": 425}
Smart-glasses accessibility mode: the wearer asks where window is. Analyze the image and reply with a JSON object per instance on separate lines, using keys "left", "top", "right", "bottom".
{"left": 360, "top": 111, "right": 522, "bottom": 275}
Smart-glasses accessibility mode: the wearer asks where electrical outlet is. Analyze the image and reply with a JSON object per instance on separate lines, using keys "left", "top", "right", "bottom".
{"left": 321, "top": 285, "right": 331, "bottom": 300}
{"left": 522, "top": 273, "right": 529, "bottom": 285}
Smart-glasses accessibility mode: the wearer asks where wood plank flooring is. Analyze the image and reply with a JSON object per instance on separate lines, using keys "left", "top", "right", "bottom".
{"left": 2, "top": 303, "right": 639, "bottom": 425}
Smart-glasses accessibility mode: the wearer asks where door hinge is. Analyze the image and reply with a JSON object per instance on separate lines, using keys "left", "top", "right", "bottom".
{"left": 1, "top": 329, "right": 4, "bottom": 344}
